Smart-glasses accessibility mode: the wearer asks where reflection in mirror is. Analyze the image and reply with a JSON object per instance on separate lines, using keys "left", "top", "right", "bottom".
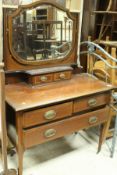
{"left": 12, "top": 5, "right": 73, "bottom": 61}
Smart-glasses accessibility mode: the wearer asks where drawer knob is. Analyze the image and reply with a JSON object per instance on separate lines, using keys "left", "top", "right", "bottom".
{"left": 40, "top": 76, "right": 47, "bottom": 82}
{"left": 44, "top": 129, "right": 56, "bottom": 138}
{"left": 89, "top": 116, "right": 98, "bottom": 124}
{"left": 88, "top": 98, "right": 97, "bottom": 107}
{"left": 59, "top": 73, "right": 66, "bottom": 79}
{"left": 44, "top": 110, "right": 56, "bottom": 120}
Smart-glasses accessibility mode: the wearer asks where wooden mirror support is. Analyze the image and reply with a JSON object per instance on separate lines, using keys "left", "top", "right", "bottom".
{"left": 4, "top": 0, "right": 79, "bottom": 72}
{"left": 0, "top": 63, "right": 17, "bottom": 175}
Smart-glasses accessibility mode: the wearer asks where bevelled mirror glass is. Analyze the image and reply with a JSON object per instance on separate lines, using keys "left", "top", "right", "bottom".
{"left": 11, "top": 4, "right": 74, "bottom": 61}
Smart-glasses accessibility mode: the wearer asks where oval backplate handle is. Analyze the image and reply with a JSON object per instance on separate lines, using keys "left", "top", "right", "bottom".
{"left": 89, "top": 116, "right": 98, "bottom": 124}
{"left": 88, "top": 98, "right": 97, "bottom": 107}
{"left": 40, "top": 76, "right": 47, "bottom": 82}
{"left": 44, "top": 129, "right": 56, "bottom": 138}
{"left": 44, "top": 110, "right": 56, "bottom": 120}
{"left": 59, "top": 73, "right": 66, "bottom": 79}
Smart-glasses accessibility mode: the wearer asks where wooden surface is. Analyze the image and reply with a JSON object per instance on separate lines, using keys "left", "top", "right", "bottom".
{"left": 26, "top": 70, "right": 72, "bottom": 85}
{"left": 23, "top": 107, "right": 109, "bottom": 148}
{"left": 53, "top": 71, "right": 72, "bottom": 81}
{"left": 93, "top": 11, "right": 117, "bottom": 14}
{"left": 23, "top": 102, "right": 72, "bottom": 128}
{"left": 0, "top": 0, "right": 3, "bottom": 63}
{"left": 73, "top": 93, "right": 110, "bottom": 113}
{"left": 24, "top": 66, "right": 73, "bottom": 75}
{"left": 97, "top": 40, "right": 117, "bottom": 47}
{"left": 5, "top": 73, "right": 114, "bottom": 111}
{"left": 28, "top": 73, "right": 53, "bottom": 85}
{"left": 0, "top": 66, "right": 8, "bottom": 174}
{"left": 6, "top": 73, "right": 114, "bottom": 175}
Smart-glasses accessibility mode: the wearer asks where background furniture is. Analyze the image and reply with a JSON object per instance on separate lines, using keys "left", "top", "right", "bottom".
{"left": 86, "top": 38, "right": 117, "bottom": 150}
{"left": 87, "top": 36, "right": 117, "bottom": 86}
{"left": 81, "top": 1, "right": 117, "bottom": 145}
{"left": 109, "top": 93, "right": 117, "bottom": 157}
{"left": 92, "top": 0, "right": 117, "bottom": 41}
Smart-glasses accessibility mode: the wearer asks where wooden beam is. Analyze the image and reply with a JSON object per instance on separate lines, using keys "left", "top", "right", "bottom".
{"left": 77, "top": 0, "right": 84, "bottom": 65}
{"left": 0, "top": 1, "right": 17, "bottom": 175}
{"left": 0, "top": 65, "right": 8, "bottom": 175}
{"left": 93, "top": 11, "right": 117, "bottom": 14}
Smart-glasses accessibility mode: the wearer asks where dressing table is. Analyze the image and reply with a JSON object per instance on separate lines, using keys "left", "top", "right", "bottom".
{"left": 3, "top": 1, "right": 115, "bottom": 175}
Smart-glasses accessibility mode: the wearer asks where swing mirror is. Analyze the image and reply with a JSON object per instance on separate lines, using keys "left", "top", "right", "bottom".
{"left": 8, "top": 1, "right": 76, "bottom": 65}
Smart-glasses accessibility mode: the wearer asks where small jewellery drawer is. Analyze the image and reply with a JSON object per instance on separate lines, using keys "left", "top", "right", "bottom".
{"left": 23, "top": 102, "right": 73, "bottom": 128}
{"left": 33, "top": 74, "right": 53, "bottom": 84}
{"left": 23, "top": 107, "right": 109, "bottom": 148}
{"left": 54, "top": 71, "right": 72, "bottom": 81}
{"left": 73, "top": 93, "right": 110, "bottom": 113}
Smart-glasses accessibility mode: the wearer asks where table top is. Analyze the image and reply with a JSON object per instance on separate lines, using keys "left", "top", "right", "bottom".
{"left": 5, "top": 73, "right": 114, "bottom": 111}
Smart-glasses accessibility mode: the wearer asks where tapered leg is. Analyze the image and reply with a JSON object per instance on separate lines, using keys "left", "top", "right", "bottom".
{"left": 16, "top": 112, "right": 24, "bottom": 175}
{"left": 98, "top": 123, "right": 107, "bottom": 153}
{"left": 98, "top": 107, "right": 112, "bottom": 153}
{"left": 17, "top": 146, "right": 24, "bottom": 175}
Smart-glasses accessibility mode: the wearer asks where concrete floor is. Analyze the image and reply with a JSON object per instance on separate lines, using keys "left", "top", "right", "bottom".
{"left": 0, "top": 127, "right": 117, "bottom": 175}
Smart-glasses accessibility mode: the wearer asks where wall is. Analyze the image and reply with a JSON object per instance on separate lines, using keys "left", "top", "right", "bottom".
{"left": 32, "top": 0, "right": 82, "bottom": 11}
{"left": 66, "top": 0, "right": 82, "bottom": 11}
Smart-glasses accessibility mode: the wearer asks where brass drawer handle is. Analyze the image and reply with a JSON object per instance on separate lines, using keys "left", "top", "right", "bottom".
{"left": 40, "top": 76, "right": 47, "bottom": 82}
{"left": 44, "top": 129, "right": 56, "bottom": 138}
{"left": 89, "top": 116, "right": 98, "bottom": 124}
{"left": 88, "top": 98, "right": 97, "bottom": 107}
{"left": 44, "top": 110, "right": 56, "bottom": 120}
{"left": 59, "top": 73, "right": 66, "bottom": 79}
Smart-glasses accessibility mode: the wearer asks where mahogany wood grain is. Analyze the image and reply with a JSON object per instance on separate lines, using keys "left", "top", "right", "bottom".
{"left": 16, "top": 112, "right": 24, "bottom": 175}
{"left": 5, "top": 74, "right": 114, "bottom": 111}
{"left": 54, "top": 71, "right": 72, "bottom": 81}
{"left": 3, "top": 1, "right": 115, "bottom": 175}
{"left": 23, "top": 107, "right": 109, "bottom": 148}
{"left": 28, "top": 73, "right": 53, "bottom": 85}
{"left": 24, "top": 66, "right": 73, "bottom": 75}
{"left": 6, "top": 73, "right": 114, "bottom": 175}
{"left": 73, "top": 93, "right": 110, "bottom": 113}
{"left": 23, "top": 102, "right": 73, "bottom": 128}
{"left": 25, "top": 68, "right": 73, "bottom": 85}
{"left": 0, "top": 64, "right": 8, "bottom": 174}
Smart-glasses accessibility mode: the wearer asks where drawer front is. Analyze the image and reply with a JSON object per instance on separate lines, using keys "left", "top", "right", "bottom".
{"left": 28, "top": 74, "right": 53, "bottom": 85}
{"left": 73, "top": 93, "right": 110, "bottom": 113}
{"left": 23, "top": 102, "right": 73, "bottom": 128}
{"left": 35, "top": 74, "right": 53, "bottom": 84}
{"left": 23, "top": 107, "right": 109, "bottom": 148}
{"left": 54, "top": 71, "right": 72, "bottom": 81}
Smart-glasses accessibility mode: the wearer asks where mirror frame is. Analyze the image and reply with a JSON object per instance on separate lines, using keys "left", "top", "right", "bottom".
{"left": 8, "top": 0, "right": 78, "bottom": 66}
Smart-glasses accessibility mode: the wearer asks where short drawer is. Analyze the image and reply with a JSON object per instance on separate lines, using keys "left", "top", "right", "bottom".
{"left": 73, "top": 93, "right": 110, "bottom": 113}
{"left": 35, "top": 74, "right": 53, "bottom": 84}
{"left": 23, "top": 102, "right": 73, "bottom": 128}
{"left": 54, "top": 71, "right": 72, "bottom": 81}
{"left": 23, "top": 107, "right": 109, "bottom": 148}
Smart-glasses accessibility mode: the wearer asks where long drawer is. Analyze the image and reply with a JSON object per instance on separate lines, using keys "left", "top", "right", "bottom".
{"left": 73, "top": 93, "right": 110, "bottom": 113}
{"left": 23, "top": 102, "right": 73, "bottom": 128}
{"left": 23, "top": 107, "right": 109, "bottom": 148}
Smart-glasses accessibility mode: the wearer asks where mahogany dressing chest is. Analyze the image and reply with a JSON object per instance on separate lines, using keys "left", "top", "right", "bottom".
{"left": 3, "top": 1, "right": 115, "bottom": 174}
